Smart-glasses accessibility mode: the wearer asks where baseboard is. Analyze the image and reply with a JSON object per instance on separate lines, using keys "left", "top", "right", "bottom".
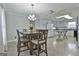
{"left": 7, "top": 39, "right": 17, "bottom": 43}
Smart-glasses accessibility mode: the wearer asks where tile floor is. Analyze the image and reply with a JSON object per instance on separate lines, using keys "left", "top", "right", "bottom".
{"left": 7, "top": 36, "right": 79, "bottom": 56}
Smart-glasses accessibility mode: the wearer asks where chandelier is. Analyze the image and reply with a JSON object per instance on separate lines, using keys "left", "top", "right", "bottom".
{"left": 28, "top": 4, "right": 36, "bottom": 21}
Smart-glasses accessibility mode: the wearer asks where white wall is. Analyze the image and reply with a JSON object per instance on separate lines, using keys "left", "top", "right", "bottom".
{"left": 35, "top": 19, "right": 48, "bottom": 29}
{"left": 6, "top": 12, "right": 29, "bottom": 42}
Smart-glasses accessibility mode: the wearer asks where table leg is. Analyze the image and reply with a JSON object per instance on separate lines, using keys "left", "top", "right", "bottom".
{"left": 63, "top": 31, "right": 68, "bottom": 40}
{"left": 56, "top": 32, "right": 62, "bottom": 41}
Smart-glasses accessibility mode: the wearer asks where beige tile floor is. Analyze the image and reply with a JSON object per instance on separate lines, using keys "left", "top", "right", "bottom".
{"left": 7, "top": 36, "right": 79, "bottom": 56}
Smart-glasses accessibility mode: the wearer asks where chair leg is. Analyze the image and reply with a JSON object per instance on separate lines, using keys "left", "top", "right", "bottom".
{"left": 30, "top": 42, "right": 33, "bottom": 55}
{"left": 37, "top": 45, "right": 40, "bottom": 56}
{"left": 18, "top": 51, "right": 20, "bottom": 56}
{"left": 45, "top": 43, "right": 48, "bottom": 56}
{"left": 17, "top": 44, "right": 20, "bottom": 56}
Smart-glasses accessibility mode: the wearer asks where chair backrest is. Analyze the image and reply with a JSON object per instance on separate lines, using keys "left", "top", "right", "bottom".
{"left": 17, "top": 29, "right": 26, "bottom": 41}
{"left": 16, "top": 29, "right": 20, "bottom": 42}
{"left": 31, "top": 33, "right": 41, "bottom": 40}
{"left": 36, "top": 29, "right": 48, "bottom": 41}
{"left": 17, "top": 29, "right": 31, "bottom": 42}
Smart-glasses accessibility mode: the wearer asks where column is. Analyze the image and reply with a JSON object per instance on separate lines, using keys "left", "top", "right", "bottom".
{"left": 1, "top": 4, "right": 7, "bottom": 52}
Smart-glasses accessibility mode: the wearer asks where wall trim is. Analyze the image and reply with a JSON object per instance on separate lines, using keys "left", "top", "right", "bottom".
{"left": 7, "top": 39, "right": 17, "bottom": 43}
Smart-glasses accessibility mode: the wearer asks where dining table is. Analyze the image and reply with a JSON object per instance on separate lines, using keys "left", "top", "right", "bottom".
{"left": 54, "top": 28, "right": 76, "bottom": 41}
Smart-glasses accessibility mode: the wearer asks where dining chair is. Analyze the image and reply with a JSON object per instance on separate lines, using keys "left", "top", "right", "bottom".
{"left": 31, "top": 29, "right": 48, "bottom": 56}
{"left": 16, "top": 29, "right": 30, "bottom": 56}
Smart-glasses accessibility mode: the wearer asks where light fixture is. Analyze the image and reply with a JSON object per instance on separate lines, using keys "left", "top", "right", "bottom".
{"left": 56, "top": 14, "right": 73, "bottom": 19}
{"left": 28, "top": 4, "right": 36, "bottom": 21}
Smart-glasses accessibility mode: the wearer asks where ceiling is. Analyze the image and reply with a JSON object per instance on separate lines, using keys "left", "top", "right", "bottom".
{"left": 3, "top": 3, "right": 79, "bottom": 21}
